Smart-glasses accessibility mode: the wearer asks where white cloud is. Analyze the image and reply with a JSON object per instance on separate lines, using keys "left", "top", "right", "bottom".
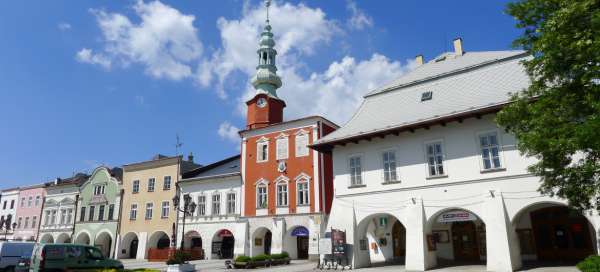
{"left": 346, "top": 0, "right": 373, "bottom": 30}
{"left": 80, "top": 0, "right": 203, "bottom": 80}
{"left": 218, "top": 122, "right": 240, "bottom": 143}
{"left": 58, "top": 22, "right": 72, "bottom": 31}
{"left": 76, "top": 48, "right": 112, "bottom": 69}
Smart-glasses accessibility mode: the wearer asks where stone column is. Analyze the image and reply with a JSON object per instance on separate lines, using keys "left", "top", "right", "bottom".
{"left": 270, "top": 217, "right": 285, "bottom": 254}
{"left": 404, "top": 197, "right": 429, "bottom": 271}
{"left": 483, "top": 191, "right": 521, "bottom": 271}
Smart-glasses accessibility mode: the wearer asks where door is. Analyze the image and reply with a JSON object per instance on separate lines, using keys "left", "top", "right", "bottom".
{"left": 129, "top": 239, "right": 138, "bottom": 259}
{"left": 297, "top": 237, "right": 309, "bottom": 259}
{"left": 392, "top": 221, "right": 406, "bottom": 258}
{"left": 531, "top": 206, "right": 594, "bottom": 261}
{"left": 264, "top": 231, "right": 272, "bottom": 255}
{"left": 220, "top": 237, "right": 235, "bottom": 259}
{"left": 452, "top": 221, "right": 480, "bottom": 262}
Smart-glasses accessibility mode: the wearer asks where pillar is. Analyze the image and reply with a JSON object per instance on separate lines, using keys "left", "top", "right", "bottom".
{"left": 483, "top": 191, "right": 521, "bottom": 271}
{"left": 404, "top": 197, "right": 429, "bottom": 271}
{"left": 271, "top": 218, "right": 285, "bottom": 254}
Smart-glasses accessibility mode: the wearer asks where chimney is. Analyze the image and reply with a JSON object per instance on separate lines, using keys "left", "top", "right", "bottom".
{"left": 415, "top": 54, "right": 424, "bottom": 66}
{"left": 188, "top": 152, "right": 194, "bottom": 163}
{"left": 453, "top": 38, "right": 464, "bottom": 56}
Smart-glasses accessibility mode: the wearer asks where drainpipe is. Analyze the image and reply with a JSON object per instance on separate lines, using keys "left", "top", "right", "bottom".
{"left": 173, "top": 157, "right": 181, "bottom": 250}
{"left": 71, "top": 194, "right": 79, "bottom": 241}
{"left": 114, "top": 188, "right": 124, "bottom": 259}
{"left": 35, "top": 196, "right": 46, "bottom": 242}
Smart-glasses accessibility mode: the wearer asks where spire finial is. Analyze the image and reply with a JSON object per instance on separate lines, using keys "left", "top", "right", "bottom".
{"left": 265, "top": 0, "right": 271, "bottom": 23}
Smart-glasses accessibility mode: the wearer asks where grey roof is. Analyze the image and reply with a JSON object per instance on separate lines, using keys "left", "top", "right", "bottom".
{"left": 315, "top": 50, "right": 530, "bottom": 145}
{"left": 182, "top": 155, "right": 240, "bottom": 180}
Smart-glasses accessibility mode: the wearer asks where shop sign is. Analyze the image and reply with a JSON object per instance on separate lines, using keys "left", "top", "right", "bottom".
{"left": 291, "top": 226, "right": 309, "bottom": 237}
{"left": 437, "top": 210, "right": 476, "bottom": 223}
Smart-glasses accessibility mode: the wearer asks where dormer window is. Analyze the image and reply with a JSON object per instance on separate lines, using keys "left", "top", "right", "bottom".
{"left": 421, "top": 91, "right": 433, "bottom": 102}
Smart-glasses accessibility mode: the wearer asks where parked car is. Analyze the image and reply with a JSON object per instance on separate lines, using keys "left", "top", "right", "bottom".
{"left": 29, "top": 244, "right": 123, "bottom": 271}
{"left": 0, "top": 242, "right": 35, "bottom": 272}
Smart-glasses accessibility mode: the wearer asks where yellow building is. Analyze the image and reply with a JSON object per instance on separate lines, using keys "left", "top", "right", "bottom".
{"left": 116, "top": 154, "right": 199, "bottom": 260}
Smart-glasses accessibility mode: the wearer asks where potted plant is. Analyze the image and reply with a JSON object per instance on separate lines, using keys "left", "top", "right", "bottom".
{"left": 166, "top": 251, "right": 195, "bottom": 272}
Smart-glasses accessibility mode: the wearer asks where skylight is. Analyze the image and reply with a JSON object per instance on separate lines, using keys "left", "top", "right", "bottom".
{"left": 421, "top": 91, "right": 433, "bottom": 102}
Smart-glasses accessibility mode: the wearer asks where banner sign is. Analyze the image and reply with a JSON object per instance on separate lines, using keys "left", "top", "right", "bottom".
{"left": 291, "top": 226, "right": 309, "bottom": 237}
{"left": 437, "top": 210, "right": 477, "bottom": 223}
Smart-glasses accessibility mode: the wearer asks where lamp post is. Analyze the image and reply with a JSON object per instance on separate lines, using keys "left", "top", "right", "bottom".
{"left": 173, "top": 191, "right": 196, "bottom": 250}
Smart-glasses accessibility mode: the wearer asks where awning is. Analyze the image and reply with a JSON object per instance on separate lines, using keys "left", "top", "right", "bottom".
{"left": 291, "top": 226, "right": 309, "bottom": 237}
{"left": 218, "top": 229, "right": 233, "bottom": 237}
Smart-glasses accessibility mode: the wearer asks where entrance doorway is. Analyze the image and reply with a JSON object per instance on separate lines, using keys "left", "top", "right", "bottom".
{"left": 264, "top": 231, "right": 272, "bottom": 255}
{"left": 221, "top": 236, "right": 235, "bottom": 259}
{"left": 129, "top": 239, "right": 138, "bottom": 258}
{"left": 297, "top": 236, "right": 309, "bottom": 259}
{"left": 530, "top": 206, "right": 594, "bottom": 261}
{"left": 392, "top": 221, "right": 406, "bottom": 260}
{"left": 451, "top": 221, "right": 480, "bottom": 262}
{"left": 212, "top": 229, "right": 235, "bottom": 259}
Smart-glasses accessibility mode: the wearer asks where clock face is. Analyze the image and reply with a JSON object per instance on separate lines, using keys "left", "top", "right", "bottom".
{"left": 257, "top": 97, "right": 267, "bottom": 108}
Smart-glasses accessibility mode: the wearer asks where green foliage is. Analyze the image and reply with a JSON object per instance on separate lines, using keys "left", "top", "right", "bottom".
{"left": 234, "top": 255, "right": 252, "bottom": 262}
{"left": 497, "top": 0, "right": 600, "bottom": 210}
{"left": 251, "top": 254, "right": 270, "bottom": 262}
{"left": 166, "top": 250, "right": 192, "bottom": 265}
{"left": 577, "top": 255, "right": 600, "bottom": 272}
{"left": 270, "top": 251, "right": 290, "bottom": 259}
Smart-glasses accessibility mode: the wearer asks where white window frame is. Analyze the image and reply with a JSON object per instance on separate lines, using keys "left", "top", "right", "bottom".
{"left": 21, "top": 197, "right": 25, "bottom": 208}
{"left": 147, "top": 178, "right": 155, "bottom": 192}
{"left": 163, "top": 176, "right": 172, "bottom": 190}
{"left": 256, "top": 137, "right": 269, "bottom": 163}
{"left": 275, "top": 176, "right": 289, "bottom": 207}
{"left": 145, "top": 203, "right": 153, "bottom": 220}
{"left": 296, "top": 174, "right": 310, "bottom": 206}
{"left": 35, "top": 195, "right": 41, "bottom": 206}
{"left": 28, "top": 196, "right": 33, "bottom": 207}
{"left": 276, "top": 134, "right": 289, "bottom": 160}
{"left": 130, "top": 204, "right": 138, "bottom": 220}
{"left": 381, "top": 149, "right": 399, "bottom": 183}
{"left": 295, "top": 130, "right": 310, "bottom": 157}
{"left": 348, "top": 155, "right": 364, "bottom": 186}
{"left": 477, "top": 130, "right": 504, "bottom": 171}
{"left": 60, "top": 209, "right": 67, "bottom": 225}
{"left": 93, "top": 185, "right": 105, "bottom": 196}
{"left": 197, "top": 195, "right": 206, "bottom": 216}
{"left": 161, "top": 201, "right": 170, "bottom": 218}
{"left": 132, "top": 180, "right": 140, "bottom": 194}
{"left": 424, "top": 139, "right": 447, "bottom": 178}
{"left": 256, "top": 179, "right": 268, "bottom": 209}
{"left": 66, "top": 208, "right": 73, "bottom": 224}
{"left": 32, "top": 216, "right": 37, "bottom": 228}
{"left": 24, "top": 217, "right": 29, "bottom": 229}
{"left": 226, "top": 192, "right": 236, "bottom": 215}
{"left": 212, "top": 193, "right": 221, "bottom": 216}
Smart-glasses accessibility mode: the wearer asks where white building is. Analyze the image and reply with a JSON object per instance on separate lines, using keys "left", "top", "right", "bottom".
{"left": 176, "top": 155, "right": 246, "bottom": 260}
{"left": 0, "top": 188, "right": 19, "bottom": 240}
{"left": 311, "top": 40, "right": 600, "bottom": 271}
{"left": 38, "top": 174, "right": 87, "bottom": 244}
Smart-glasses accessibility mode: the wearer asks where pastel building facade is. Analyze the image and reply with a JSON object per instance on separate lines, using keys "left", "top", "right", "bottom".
{"left": 13, "top": 185, "right": 45, "bottom": 241}
{"left": 39, "top": 174, "right": 87, "bottom": 244}
{"left": 0, "top": 188, "right": 19, "bottom": 240}
{"left": 312, "top": 41, "right": 600, "bottom": 271}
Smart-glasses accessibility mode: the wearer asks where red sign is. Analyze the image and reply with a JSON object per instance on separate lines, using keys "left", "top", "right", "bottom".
{"left": 218, "top": 229, "right": 233, "bottom": 237}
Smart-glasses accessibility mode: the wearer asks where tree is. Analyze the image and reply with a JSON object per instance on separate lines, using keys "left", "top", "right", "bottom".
{"left": 496, "top": 0, "right": 600, "bottom": 210}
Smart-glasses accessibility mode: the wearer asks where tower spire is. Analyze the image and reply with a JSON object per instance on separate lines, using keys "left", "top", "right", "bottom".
{"left": 250, "top": 0, "right": 282, "bottom": 98}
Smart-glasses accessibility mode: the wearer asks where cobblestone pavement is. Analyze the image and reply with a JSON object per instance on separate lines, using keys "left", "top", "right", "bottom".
{"left": 121, "top": 259, "right": 578, "bottom": 272}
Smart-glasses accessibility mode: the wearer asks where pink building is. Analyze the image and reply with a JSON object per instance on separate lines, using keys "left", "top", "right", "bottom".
{"left": 14, "top": 185, "right": 45, "bottom": 241}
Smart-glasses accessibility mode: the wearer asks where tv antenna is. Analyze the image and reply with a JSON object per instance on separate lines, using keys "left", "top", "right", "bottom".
{"left": 175, "top": 134, "right": 183, "bottom": 156}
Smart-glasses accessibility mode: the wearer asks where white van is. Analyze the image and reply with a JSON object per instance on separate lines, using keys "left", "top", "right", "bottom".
{"left": 0, "top": 242, "right": 35, "bottom": 272}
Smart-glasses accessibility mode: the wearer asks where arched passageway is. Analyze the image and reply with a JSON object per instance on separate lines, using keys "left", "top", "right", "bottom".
{"left": 40, "top": 233, "right": 54, "bottom": 244}
{"left": 212, "top": 229, "right": 235, "bottom": 259}
{"left": 95, "top": 232, "right": 113, "bottom": 258}
{"left": 183, "top": 231, "right": 202, "bottom": 249}
{"left": 120, "top": 232, "right": 139, "bottom": 259}
{"left": 512, "top": 203, "right": 596, "bottom": 265}
{"left": 252, "top": 227, "right": 272, "bottom": 256}
{"left": 355, "top": 213, "right": 406, "bottom": 268}
{"left": 56, "top": 233, "right": 71, "bottom": 243}
{"left": 75, "top": 232, "right": 91, "bottom": 245}
{"left": 284, "top": 226, "right": 310, "bottom": 259}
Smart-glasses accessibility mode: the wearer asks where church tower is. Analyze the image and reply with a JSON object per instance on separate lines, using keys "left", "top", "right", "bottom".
{"left": 246, "top": 0, "right": 286, "bottom": 130}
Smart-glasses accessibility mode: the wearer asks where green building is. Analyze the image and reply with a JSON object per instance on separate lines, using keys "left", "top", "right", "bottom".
{"left": 73, "top": 166, "right": 122, "bottom": 258}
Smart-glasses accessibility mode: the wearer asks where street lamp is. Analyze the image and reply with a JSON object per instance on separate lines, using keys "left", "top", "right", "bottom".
{"left": 173, "top": 191, "right": 196, "bottom": 250}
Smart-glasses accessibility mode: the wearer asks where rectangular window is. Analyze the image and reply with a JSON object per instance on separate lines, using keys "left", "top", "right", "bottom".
{"left": 295, "top": 134, "right": 309, "bottom": 157}
{"left": 257, "top": 142, "right": 269, "bottom": 162}
{"left": 10, "top": 200, "right": 14, "bottom": 209}
{"left": 145, "top": 203, "right": 153, "bottom": 219}
{"left": 277, "top": 184, "right": 288, "bottom": 206}
{"left": 297, "top": 181, "right": 309, "bottom": 205}
{"left": 108, "top": 204, "right": 114, "bottom": 220}
{"left": 32, "top": 216, "right": 37, "bottom": 228}
{"left": 426, "top": 142, "right": 445, "bottom": 176}
{"left": 28, "top": 196, "right": 33, "bottom": 207}
{"left": 226, "top": 193, "right": 236, "bottom": 214}
{"left": 35, "top": 195, "right": 41, "bottom": 206}
{"left": 21, "top": 197, "right": 26, "bottom": 208}
{"left": 88, "top": 206, "right": 95, "bottom": 221}
{"left": 148, "top": 178, "right": 155, "bottom": 192}
{"left": 163, "top": 176, "right": 172, "bottom": 190}
{"left": 276, "top": 137, "right": 289, "bottom": 160}
{"left": 480, "top": 132, "right": 502, "bottom": 170}
{"left": 98, "top": 205, "right": 105, "bottom": 221}
{"left": 66, "top": 209, "right": 73, "bottom": 224}
{"left": 212, "top": 194, "right": 221, "bottom": 215}
{"left": 382, "top": 151, "right": 398, "bottom": 182}
{"left": 257, "top": 186, "right": 268, "bottom": 209}
{"left": 349, "top": 156, "right": 363, "bottom": 186}
{"left": 24, "top": 217, "right": 29, "bottom": 229}
{"left": 161, "top": 201, "right": 170, "bottom": 218}
{"left": 17, "top": 217, "right": 22, "bottom": 229}
{"left": 93, "top": 185, "right": 105, "bottom": 195}
{"left": 51, "top": 210, "right": 57, "bottom": 225}
{"left": 79, "top": 207, "right": 86, "bottom": 222}
{"left": 130, "top": 204, "right": 138, "bottom": 220}
{"left": 132, "top": 180, "right": 140, "bottom": 194}
{"left": 197, "top": 196, "right": 206, "bottom": 216}
{"left": 60, "top": 209, "right": 67, "bottom": 224}
{"left": 2, "top": 201, "right": 6, "bottom": 210}
{"left": 44, "top": 211, "right": 50, "bottom": 226}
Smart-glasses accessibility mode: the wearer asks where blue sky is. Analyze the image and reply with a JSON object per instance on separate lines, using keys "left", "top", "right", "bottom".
{"left": 0, "top": 0, "right": 521, "bottom": 188}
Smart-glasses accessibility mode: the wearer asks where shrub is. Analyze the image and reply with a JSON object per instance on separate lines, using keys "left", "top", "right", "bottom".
{"left": 577, "top": 255, "right": 600, "bottom": 272}
{"left": 235, "top": 255, "right": 252, "bottom": 263}
{"left": 280, "top": 251, "right": 289, "bottom": 259}
{"left": 166, "top": 250, "right": 192, "bottom": 265}
{"left": 251, "top": 254, "right": 271, "bottom": 262}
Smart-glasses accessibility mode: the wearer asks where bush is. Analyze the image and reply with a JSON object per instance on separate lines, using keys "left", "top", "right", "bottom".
{"left": 280, "top": 251, "right": 289, "bottom": 259}
{"left": 166, "top": 250, "right": 192, "bottom": 265}
{"left": 251, "top": 254, "right": 271, "bottom": 262}
{"left": 235, "top": 255, "right": 252, "bottom": 263}
{"left": 577, "top": 255, "right": 600, "bottom": 272}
